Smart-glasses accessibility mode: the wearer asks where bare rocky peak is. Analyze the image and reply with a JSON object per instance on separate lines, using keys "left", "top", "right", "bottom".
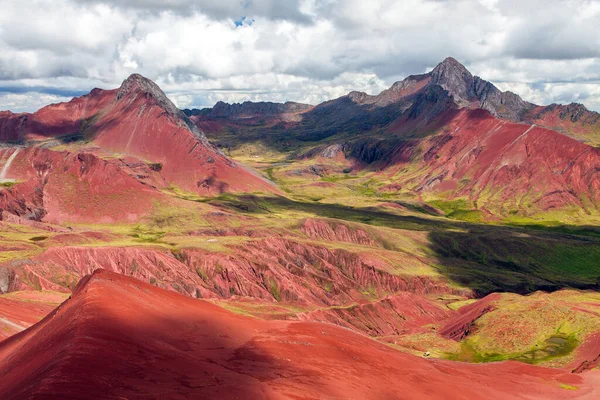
{"left": 417, "top": 58, "right": 534, "bottom": 120}
{"left": 429, "top": 57, "right": 476, "bottom": 103}
{"left": 388, "top": 74, "right": 429, "bottom": 92}
{"left": 533, "top": 102, "right": 600, "bottom": 125}
{"left": 555, "top": 103, "right": 598, "bottom": 123}
{"left": 347, "top": 91, "right": 372, "bottom": 103}
{"left": 117, "top": 74, "right": 207, "bottom": 141}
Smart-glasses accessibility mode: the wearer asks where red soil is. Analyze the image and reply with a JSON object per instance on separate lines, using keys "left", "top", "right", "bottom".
{"left": 570, "top": 331, "right": 600, "bottom": 373}
{"left": 0, "top": 146, "right": 161, "bottom": 223}
{"left": 91, "top": 78, "right": 275, "bottom": 195}
{"left": 299, "top": 292, "right": 454, "bottom": 337}
{"left": 0, "top": 88, "right": 115, "bottom": 142}
{"left": 439, "top": 293, "right": 501, "bottom": 340}
{"left": 0, "top": 269, "right": 597, "bottom": 399}
{"left": 3, "top": 238, "right": 464, "bottom": 304}
{"left": 300, "top": 218, "right": 381, "bottom": 247}
{"left": 0, "top": 294, "right": 60, "bottom": 340}
{"left": 397, "top": 109, "right": 600, "bottom": 212}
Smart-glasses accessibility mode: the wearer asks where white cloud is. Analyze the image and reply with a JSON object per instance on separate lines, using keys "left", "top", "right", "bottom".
{"left": 0, "top": 92, "right": 74, "bottom": 113}
{"left": 0, "top": 0, "right": 599, "bottom": 113}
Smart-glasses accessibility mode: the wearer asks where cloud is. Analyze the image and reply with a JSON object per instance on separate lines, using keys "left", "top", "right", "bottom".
{"left": 0, "top": 0, "right": 599, "bottom": 113}
{"left": 0, "top": 92, "right": 74, "bottom": 113}
{"left": 77, "top": 0, "right": 311, "bottom": 21}
{"left": 500, "top": 0, "right": 600, "bottom": 60}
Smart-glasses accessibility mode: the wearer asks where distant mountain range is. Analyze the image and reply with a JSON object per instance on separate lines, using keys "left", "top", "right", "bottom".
{"left": 186, "top": 57, "right": 600, "bottom": 144}
{"left": 184, "top": 58, "right": 600, "bottom": 216}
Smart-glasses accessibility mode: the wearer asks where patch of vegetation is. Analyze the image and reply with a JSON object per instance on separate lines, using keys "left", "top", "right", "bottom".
{"left": 264, "top": 167, "right": 276, "bottom": 182}
{"left": 196, "top": 267, "right": 208, "bottom": 281}
{"left": 268, "top": 277, "right": 281, "bottom": 301}
{"left": 361, "top": 285, "right": 379, "bottom": 299}
{"left": 429, "top": 226, "right": 600, "bottom": 295}
{"left": 428, "top": 199, "right": 485, "bottom": 222}
{"left": 206, "top": 194, "right": 455, "bottom": 232}
{"left": 129, "top": 225, "right": 165, "bottom": 243}
{"left": 0, "top": 181, "right": 17, "bottom": 189}
{"left": 560, "top": 384, "right": 579, "bottom": 391}
{"left": 29, "top": 236, "right": 49, "bottom": 242}
{"left": 171, "top": 249, "right": 187, "bottom": 263}
{"left": 447, "top": 334, "right": 578, "bottom": 365}
{"left": 214, "top": 262, "right": 224, "bottom": 274}
{"left": 538, "top": 243, "right": 600, "bottom": 280}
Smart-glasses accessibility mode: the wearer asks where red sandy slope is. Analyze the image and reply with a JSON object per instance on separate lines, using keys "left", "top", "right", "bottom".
{"left": 0, "top": 270, "right": 597, "bottom": 399}
{"left": 0, "top": 294, "right": 61, "bottom": 340}
{"left": 0, "top": 88, "right": 115, "bottom": 143}
{"left": 393, "top": 109, "right": 600, "bottom": 212}
{"left": 0, "top": 146, "right": 162, "bottom": 223}
{"left": 90, "top": 75, "right": 275, "bottom": 195}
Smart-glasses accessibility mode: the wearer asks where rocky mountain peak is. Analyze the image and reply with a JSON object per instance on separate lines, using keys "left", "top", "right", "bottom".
{"left": 116, "top": 73, "right": 206, "bottom": 140}
{"left": 117, "top": 74, "right": 165, "bottom": 100}
{"left": 347, "top": 91, "right": 370, "bottom": 103}
{"left": 429, "top": 57, "right": 476, "bottom": 102}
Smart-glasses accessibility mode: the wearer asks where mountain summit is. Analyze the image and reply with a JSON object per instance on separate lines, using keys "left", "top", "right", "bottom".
{"left": 116, "top": 73, "right": 206, "bottom": 141}
{"left": 382, "top": 57, "right": 599, "bottom": 129}
{"left": 429, "top": 57, "right": 476, "bottom": 103}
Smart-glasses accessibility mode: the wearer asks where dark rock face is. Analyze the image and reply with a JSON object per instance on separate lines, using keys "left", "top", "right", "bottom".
{"left": 388, "top": 74, "right": 429, "bottom": 93}
{"left": 347, "top": 91, "right": 372, "bottom": 104}
{"left": 405, "top": 84, "right": 456, "bottom": 122}
{"left": 421, "top": 58, "right": 535, "bottom": 121}
{"left": 474, "top": 76, "right": 534, "bottom": 120}
{"left": 558, "top": 103, "right": 592, "bottom": 122}
{"left": 429, "top": 57, "right": 476, "bottom": 104}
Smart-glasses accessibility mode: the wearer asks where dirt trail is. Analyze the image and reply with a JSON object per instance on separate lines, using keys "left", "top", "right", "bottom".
{"left": 0, "top": 148, "right": 20, "bottom": 180}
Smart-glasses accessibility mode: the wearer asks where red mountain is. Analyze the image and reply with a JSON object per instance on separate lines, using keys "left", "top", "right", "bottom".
{"left": 0, "top": 269, "right": 597, "bottom": 399}
{"left": 386, "top": 108, "right": 600, "bottom": 213}
{"left": 0, "top": 75, "right": 277, "bottom": 223}
{"left": 0, "top": 74, "right": 275, "bottom": 194}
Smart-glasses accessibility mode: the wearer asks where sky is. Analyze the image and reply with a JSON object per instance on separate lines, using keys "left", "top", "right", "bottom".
{"left": 0, "top": 0, "right": 599, "bottom": 113}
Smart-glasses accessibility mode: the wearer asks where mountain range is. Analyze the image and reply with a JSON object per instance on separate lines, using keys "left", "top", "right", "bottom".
{"left": 1, "top": 58, "right": 600, "bottom": 399}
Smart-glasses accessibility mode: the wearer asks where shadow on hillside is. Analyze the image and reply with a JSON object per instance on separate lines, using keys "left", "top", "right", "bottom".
{"left": 0, "top": 274, "right": 344, "bottom": 399}
{"left": 207, "top": 194, "right": 600, "bottom": 297}
{"left": 206, "top": 193, "right": 461, "bottom": 232}
{"left": 427, "top": 224, "right": 600, "bottom": 296}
